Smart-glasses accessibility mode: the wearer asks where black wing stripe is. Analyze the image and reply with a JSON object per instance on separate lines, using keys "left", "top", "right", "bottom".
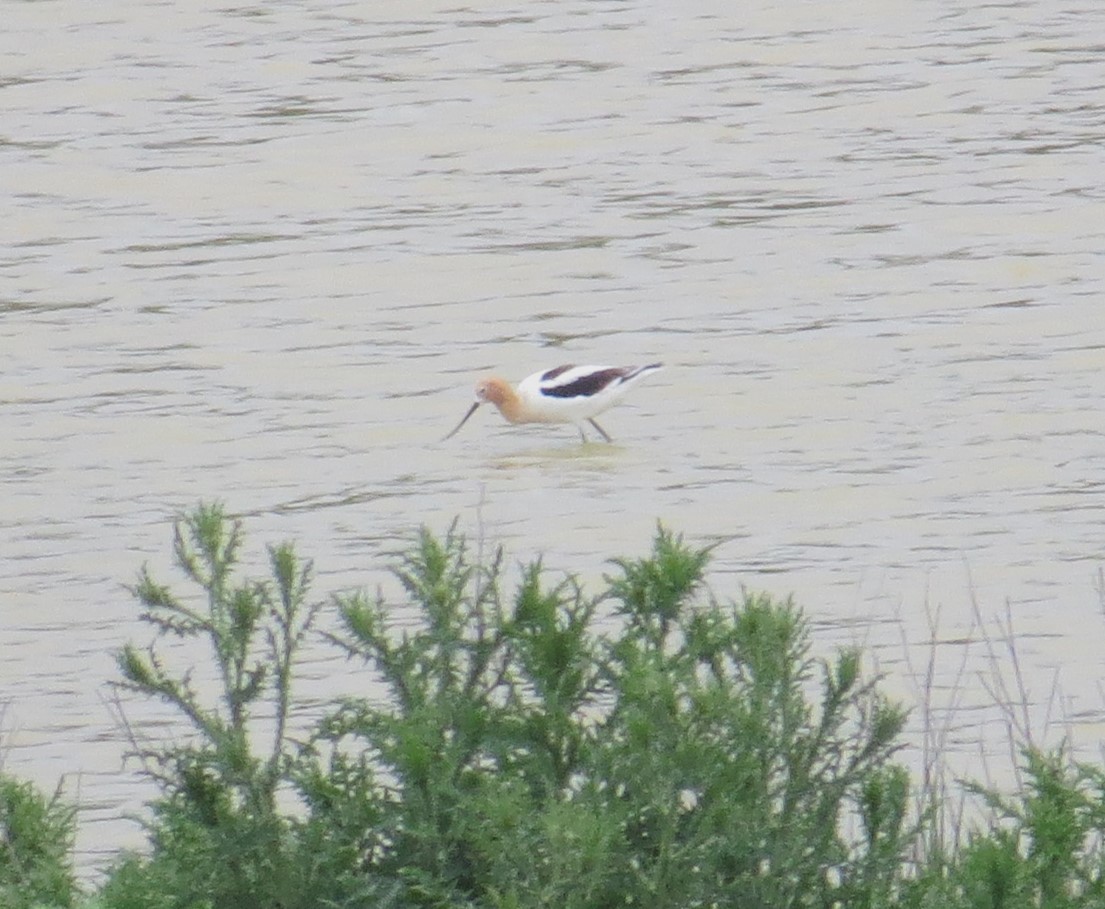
{"left": 542, "top": 368, "right": 625, "bottom": 399}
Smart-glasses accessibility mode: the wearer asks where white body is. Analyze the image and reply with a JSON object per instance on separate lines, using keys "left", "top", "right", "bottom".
{"left": 513, "top": 364, "right": 662, "bottom": 423}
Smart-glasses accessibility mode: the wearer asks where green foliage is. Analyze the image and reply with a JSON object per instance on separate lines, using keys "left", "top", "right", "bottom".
{"left": 0, "top": 775, "right": 77, "bottom": 909}
{"left": 77, "top": 503, "right": 1105, "bottom": 908}
{"left": 969, "top": 746, "right": 1105, "bottom": 909}
{"left": 105, "top": 501, "right": 333, "bottom": 909}
{"left": 316, "top": 522, "right": 914, "bottom": 908}
{"left": 118, "top": 503, "right": 317, "bottom": 810}
{"left": 898, "top": 745, "right": 1105, "bottom": 909}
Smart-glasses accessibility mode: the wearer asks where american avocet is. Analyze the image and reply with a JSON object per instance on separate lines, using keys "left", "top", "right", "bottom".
{"left": 444, "top": 363, "right": 662, "bottom": 443}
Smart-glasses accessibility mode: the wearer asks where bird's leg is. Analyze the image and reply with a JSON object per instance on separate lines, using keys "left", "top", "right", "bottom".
{"left": 588, "top": 418, "right": 613, "bottom": 443}
{"left": 577, "top": 424, "right": 588, "bottom": 443}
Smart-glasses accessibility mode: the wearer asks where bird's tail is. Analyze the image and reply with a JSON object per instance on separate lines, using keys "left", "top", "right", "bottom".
{"left": 629, "top": 362, "right": 663, "bottom": 379}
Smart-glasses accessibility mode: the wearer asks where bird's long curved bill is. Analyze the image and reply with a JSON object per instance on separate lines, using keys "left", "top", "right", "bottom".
{"left": 443, "top": 402, "right": 480, "bottom": 440}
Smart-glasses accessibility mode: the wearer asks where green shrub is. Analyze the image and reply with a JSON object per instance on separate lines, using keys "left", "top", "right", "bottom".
{"left": 107, "top": 504, "right": 1105, "bottom": 908}
{"left": 104, "top": 502, "right": 336, "bottom": 909}
{"left": 314, "top": 521, "right": 914, "bottom": 908}
{"left": 0, "top": 773, "right": 77, "bottom": 909}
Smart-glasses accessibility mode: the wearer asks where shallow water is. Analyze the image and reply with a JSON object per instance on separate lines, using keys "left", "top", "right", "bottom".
{"left": 3, "top": 0, "right": 1104, "bottom": 875}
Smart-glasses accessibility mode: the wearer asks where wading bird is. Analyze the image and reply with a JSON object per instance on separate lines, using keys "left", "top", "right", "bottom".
{"left": 444, "top": 363, "right": 662, "bottom": 443}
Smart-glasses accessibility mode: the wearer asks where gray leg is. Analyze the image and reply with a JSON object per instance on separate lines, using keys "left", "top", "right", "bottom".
{"left": 588, "top": 418, "right": 613, "bottom": 443}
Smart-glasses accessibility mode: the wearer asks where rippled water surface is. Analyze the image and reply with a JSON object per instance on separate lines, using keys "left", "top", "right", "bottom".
{"left": 3, "top": 0, "right": 1104, "bottom": 874}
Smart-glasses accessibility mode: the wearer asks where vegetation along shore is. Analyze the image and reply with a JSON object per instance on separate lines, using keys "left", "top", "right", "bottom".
{"left": 3, "top": 503, "right": 1104, "bottom": 909}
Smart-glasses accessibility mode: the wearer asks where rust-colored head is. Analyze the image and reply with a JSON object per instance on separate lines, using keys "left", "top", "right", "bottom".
{"left": 443, "top": 376, "right": 517, "bottom": 440}
{"left": 475, "top": 376, "right": 512, "bottom": 409}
